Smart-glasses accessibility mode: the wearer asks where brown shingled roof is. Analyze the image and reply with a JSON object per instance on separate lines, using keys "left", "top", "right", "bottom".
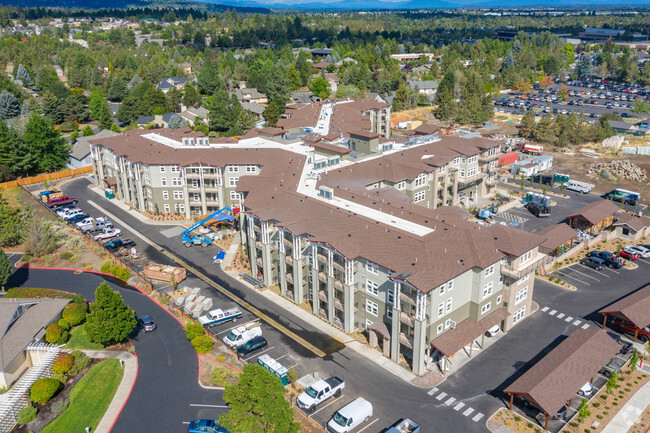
{"left": 613, "top": 212, "right": 650, "bottom": 232}
{"left": 599, "top": 283, "right": 650, "bottom": 329}
{"left": 504, "top": 328, "right": 620, "bottom": 417}
{"left": 414, "top": 124, "right": 440, "bottom": 135}
{"left": 430, "top": 308, "right": 509, "bottom": 357}
{"left": 348, "top": 129, "right": 381, "bottom": 139}
{"left": 537, "top": 223, "right": 577, "bottom": 253}
{"left": 567, "top": 200, "right": 620, "bottom": 225}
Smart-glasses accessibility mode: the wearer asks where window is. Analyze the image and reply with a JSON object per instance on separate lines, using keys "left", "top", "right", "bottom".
{"left": 386, "top": 309, "right": 392, "bottom": 319}
{"left": 228, "top": 165, "right": 239, "bottom": 173}
{"left": 148, "top": 201, "right": 154, "bottom": 211}
{"left": 484, "top": 265, "right": 495, "bottom": 277}
{"left": 438, "top": 302, "right": 445, "bottom": 318}
{"left": 144, "top": 175, "right": 151, "bottom": 185}
{"left": 387, "top": 287, "right": 394, "bottom": 305}
{"left": 513, "top": 306, "right": 526, "bottom": 324}
{"left": 445, "top": 319, "right": 455, "bottom": 329}
{"left": 460, "top": 169, "right": 465, "bottom": 177}
{"left": 163, "top": 204, "right": 170, "bottom": 213}
{"left": 414, "top": 173, "right": 427, "bottom": 188}
{"left": 446, "top": 298, "right": 452, "bottom": 313}
{"left": 622, "top": 228, "right": 630, "bottom": 236}
{"left": 447, "top": 280, "right": 453, "bottom": 291}
{"left": 439, "top": 165, "right": 446, "bottom": 173}
{"left": 496, "top": 295, "right": 502, "bottom": 305}
{"left": 162, "top": 190, "right": 169, "bottom": 200}
{"left": 246, "top": 165, "right": 256, "bottom": 172}
{"left": 518, "top": 274, "right": 530, "bottom": 285}
{"left": 439, "top": 284, "right": 445, "bottom": 295}
{"left": 467, "top": 167, "right": 477, "bottom": 177}
{"left": 191, "top": 179, "right": 199, "bottom": 187}
{"left": 395, "top": 181, "right": 406, "bottom": 190}
{"left": 481, "top": 302, "right": 491, "bottom": 315}
{"left": 159, "top": 166, "right": 165, "bottom": 173}
{"left": 230, "top": 191, "right": 240, "bottom": 201}
{"left": 173, "top": 191, "right": 184, "bottom": 200}
{"left": 193, "top": 193, "right": 200, "bottom": 202}
{"left": 366, "top": 279, "right": 379, "bottom": 296}
{"left": 365, "top": 319, "right": 373, "bottom": 328}
{"left": 520, "top": 250, "right": 534, "bottom": 265}
{"left": 160, "top": 177, "right": 167, "bottom": 186}
{"left": 170, "top": 166, "right": 179, "bottom": 173}
{"left": 172, "top": 177, "right": 183, "bottom": 186}
{"left": 483, "top": 282, "right": 493, "bottom": 299}
{"left": 437, "top": 324, "right": 444, "bottom": 334}
{"left": 414, "top": 191, "right": 426, "bottom": 203}
{"left": 229, "top": 177, "right": 239, "bottom": 187}
{"left": 366, "top": 261, "right": 379, "bottom": 275}
{"left": 453, "top": 157, "right": 460, "bottom": 165}
{"left": 147, "top": 188, "right": 152, "bottom": 198}
{"left": 515, "top": 287, "right": 528, "bottom": 305}
{"left": 366, "top": 299, "right": 378, "bottom": 316}
{"left": 174, "top": 203, "right": 185, "bottom": 214}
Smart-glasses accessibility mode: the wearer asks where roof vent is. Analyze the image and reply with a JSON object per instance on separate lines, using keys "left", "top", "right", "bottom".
{"left": 319, "top": 186, "right": 334, "bottom": 200}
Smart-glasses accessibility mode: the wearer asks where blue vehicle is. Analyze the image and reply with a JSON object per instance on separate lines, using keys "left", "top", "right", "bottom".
{"left": 187, "top": 419, "right": 228, "bottom": 433}
{"left": 588, "top": 251, "right": 624, "bottom": 269}
{"left": 181, "top": 207, "right": 235, "bottom": 248}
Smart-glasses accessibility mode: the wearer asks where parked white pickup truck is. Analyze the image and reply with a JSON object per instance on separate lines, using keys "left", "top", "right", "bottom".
{"left": 296, "top": 375, "right": 345, "bottom": 413}
{"left": 199, "top": 308, "right": 242, "bottom": 327}
{"left": 76, "top": 217, "right": 113, "bottom": 233}
{"left": 222, "top": 322, "right": 262, "bottom": 348}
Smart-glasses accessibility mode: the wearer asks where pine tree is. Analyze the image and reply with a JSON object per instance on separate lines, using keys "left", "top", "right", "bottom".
{"left": 0, "top": 192, "right": 23, "bottom": 247}
{"left": 168, "top": 114, "right": 183, "bottom": 129}
{"left": 61, "top": 95, "right": 88, "bottom": 123}
{"left": 84, "top": 282, "right": 137, "bottom": 346}
{"left": 197, "top": 63, "right": 223, "bottom": 96}
{"left": 97, "top": 101, "right": 114, "bottom": 131}
{"left": 0, "top": 118, "right": 10, "bottom": 167}
{"left": 16, "top": 64, "right": 32, "bottom": 86}
{"left": 127, "top": 74, "right": 143, "bottom": 90}
{"left": 0, "top": 248, "right": 11, "bottom": 288}
{"left": 576, "top": 56, "right": 591, "bottom": 78}
{"left": 519, "top": 111, "right": 535, "bottom": 139}
{"left": 207, "top": 90, "right": 242, "bottom": 133}
{"left": 41, "top": 91, "right": 63, "bottom": 124}
{"left": 23, "top": 113, "right": 70, "bottom": 173}
{"left": 10, "top": 130, "right": 37, "bottom": 176}
{"left": 183, "top": 84, "right": 201, "bottom": 108}
{"left": 0, "top": 90, "right": 20, "bottom": 120}
{"left": 107, "top": 77, "right": 129, "bottom": 102}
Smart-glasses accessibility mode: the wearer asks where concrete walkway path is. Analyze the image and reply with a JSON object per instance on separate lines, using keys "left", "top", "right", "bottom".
{"left": 81, "top": 350, "right": 137, "bottom": 433}
{"left": 601, "top": 363, "right": 650, "bottom": 433}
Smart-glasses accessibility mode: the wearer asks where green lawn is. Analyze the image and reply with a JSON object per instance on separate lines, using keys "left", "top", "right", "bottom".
{"left": 66, "top": 326, "right": 104, "bottom": 350}
{"left": 41, "top": 359, "right": 123, "bottom": 433}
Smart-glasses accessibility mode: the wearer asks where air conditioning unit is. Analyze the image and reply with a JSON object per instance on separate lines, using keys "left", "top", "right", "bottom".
{"left": 319, "top": 186, "right": 334, "bottom": 200}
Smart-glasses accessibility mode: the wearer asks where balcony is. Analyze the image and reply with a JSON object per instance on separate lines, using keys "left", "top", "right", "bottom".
{"left": 206, "top": 200, "right": 219, "bottom": 206}
{"left": 318, "top": 290, "right": 328, "bottom": 302}
{"left": 284, "top": 255, "right": 293, "bottom": 265}
{"left": 318, "top": 272, "right": 328, "bottom": 283}
{"left": 185, "top": 172, "right": 200, "bottom": 179}
{"left": 479, "top": 152, "right": 500, "bottom": 163}
{"left": 203, "top": 172, "right": 218, "bottom": 179}
{"left": 399, "top": 291, "right": 416, "bottom": 306}
{"left": 286, "top": 273, "right": 294, "bottom": 284}
{"left": 399, "top": 332, "right": 413, "bottom": 349}
{"left": 319, "top": 309, "right": 328, "bottom": 320}
{"left": 399, "top": 311, "right": 414, "bottom": 327}
{"left": 333, "top": 317, "right": 343, "bottom": 329}
{"left": 283, "top": 238, "right": 292, "bottom": 248}
{"left": 255, "top": 241, "right": 262, "bottom": 249}
{"left": 334, "top": 297, "right": 344, "bottom": 311}
{"left": 333, "top": 279, "right": 343, "bottom": 290}
{"left": 500, "top": 252, "right": 552, "bottom": 280}
{"left": 204, "top": 185, "right": 219, "bottom": 192}
{"left": 333, "top": 261, "right": 344, "bottom": 272}
{"left": 256, "top": 257, "right": 263, "bottom": 267}
{"left": 317, "top": 253, "right": 327, "bottom": 264}
{"left": 187, "top": 186, "right": 201, "bottom": 193}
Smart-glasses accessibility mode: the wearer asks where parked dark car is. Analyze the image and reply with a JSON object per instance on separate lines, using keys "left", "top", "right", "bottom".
{"left": 102, "top": 238, "right": 135, "bottom": 251}
{"left": 588, "top": 251, "right": 624, "bottom": 269}
{"left": 526, "top": 202, "right": 550, "bottom": 218}
{"left": 66, "top": 213, "right": 90, "bottom": 225}
{"left": 138, "top": 315, "right": 157, "bottom": 332}
{"left": 600, "top": 359, "right": 624, "bottom": 378}
{"left": 236, "top": 336, "right": 268, "bottom": 358}
{"left": 551, "top": 405, "right": 568, "bottom": 421}
{"left": 581, "top": 257, "right": 605, "bottom": 270}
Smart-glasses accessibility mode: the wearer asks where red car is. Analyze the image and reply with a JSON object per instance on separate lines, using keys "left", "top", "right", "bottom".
{"left": 618, "top": 250, "right": 639, "bottom": 260}
{"left": 610, "top": 317, "right": 650, "bottom": 343}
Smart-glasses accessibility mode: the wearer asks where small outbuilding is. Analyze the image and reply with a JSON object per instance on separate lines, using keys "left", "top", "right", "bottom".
{"left": 599, "top": 283, "right": 650, "bottom": 342}
{"left": 537, "top": 223, "right": 577, "bottom": 257}
{"left": 612, "top": 212, "right": 650, "bottom": 241}
{"left": 567, "top": 200, "right": 619, "bottom": 234}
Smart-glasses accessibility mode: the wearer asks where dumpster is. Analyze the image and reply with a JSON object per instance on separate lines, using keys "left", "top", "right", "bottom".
{"left": 104, "top": 188, "right": 115, "bottom": 199}
{"left": 553, "top": 173, "right": 570, "bottom": 183}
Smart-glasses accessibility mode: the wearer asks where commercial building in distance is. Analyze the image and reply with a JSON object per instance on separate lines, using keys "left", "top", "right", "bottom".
{"left": 89, "top": 126, "right": 546, "bottom": 376}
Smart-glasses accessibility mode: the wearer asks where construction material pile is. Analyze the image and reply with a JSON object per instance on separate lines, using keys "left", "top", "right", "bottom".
{"left": 584, "top": 160, "right": 648, "bottom": 183}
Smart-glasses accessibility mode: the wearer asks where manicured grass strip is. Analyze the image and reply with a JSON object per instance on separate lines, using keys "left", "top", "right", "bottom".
{"left": 4, "top": 287, "right": 74, "bottom": 300}
{"left": 42, "top": 359, "right": 123, "bottom": 433}
{"left": 66, "top": 326, "right": 103, "bottom": 350}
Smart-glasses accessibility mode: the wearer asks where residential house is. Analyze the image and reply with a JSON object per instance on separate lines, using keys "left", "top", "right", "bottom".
{"left": 234, "top": 88, "right": 268, "bottom": 105}
{"left": 68, "top": 129, "right": 119, "bottom": 169}
{"left": 179, "top": 106, "right": 210, "bottom": 126}
{"left": 407, "top": 80, "right": 439, "bottom": 101}
{"left": 612, "top": 211, "right": 650, "bottom": 241}
{"left": 156, "top": 77, "right": 187, "bottom": 94}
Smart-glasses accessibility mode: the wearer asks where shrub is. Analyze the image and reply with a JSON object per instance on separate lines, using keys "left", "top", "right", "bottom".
{"left": 210, "top": 366, "right": 240, "bottom": 386}
{"left": 17, "top": 406, "right": 37, "bottom": 425}
{"left": 51, "top": 398, "right": 69, "bottom": 415}
{"left": 287, "top": 367, "right": 298, "bottom": 384}
{"left": 56, "top": 330, "right": 69, "bottom": 345}
{"left": 185, "top": 322, "right": 204, "bottom": 341}
{"left": 59, "top": 252, "right": 73, "bottom": 260}
{"left": 52, "top": 353, "right": 74, "bottom": 374}
{"left": 57, "top": 319, "right": 70, "bottom": 331}
{"left": 68, "top": 350, "right": 91, "bottom": 375}
{"left": 45, "top": 323, "right": 64, "bottom": 344}
{"left": 191, "top": 335, "right": 213, "bottom": 354}
{"left": 100, "top": 261, "right": 131, "bottom": 281}
{"left": 62, "top": 302, "right": 87, "bottom": 326}
{"left": 52, "top": 373, "right": 67, "bottom": 384}
{"left": 70, "top": 293, "right": 86, "bottom": 305}
{"left": 21, "top": 254, "right": 32, "bottom": 261}
{"left": 30, "top": 378, "right": 62, "bottom": 403}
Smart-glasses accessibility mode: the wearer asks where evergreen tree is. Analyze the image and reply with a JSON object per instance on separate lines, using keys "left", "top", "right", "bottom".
{"left": 41, "top": 91, "right": 63, "bottom": 124}
{"left": 519, "top": 110, "right": 535, "bottom": 139}
{"left": 0, "top": 248, "right": 10, "bottom": 288}
{"left": 97, "top": 101, "right": 114, "bottom": 131}
{"left": 107, "top": 77, "right": 129, "bottom": 102}
{"left": 207, "top": 90, "right": 242, "bottom": 133}
{"left": 61, "top": 95, "right": 88, "bottom": 123}
{"left": 576, "top": 56, "right": 591, "bottom": 78}
{"left": 23, "top": 113, "right": 70, "bottom": 173}
{"left": 35, "top": 67, "right": 68, "bottom": 100}
{"left": 197, "top": 63, "right": 223, "bottom": 96}
{"left": 84, "top": 282, "right": 137, "bottom": 346}
{"left": 168, "top": 114, "right": 183, "bottom": 129}
{"left": 0, "top": 90, "right": 20, "bottom": 120}
{"left": 128, "top": 74, "right": 143, "bottom": 90}
{"left": 263, "top": 99, "right": 285, "bottom": 127}
{"left": 88, "top": 89, "right": 107, "bottom": 120}
{"left": 116, "top": 94, "right": 140, "bottom": 124}
{"left": 166, "top": 87, "right": 183, "bottom": 112}
{"left": 183, "top": 84, "right": 201, "bottom": 108}
{"left": 16, "top": 64, "right": 32, "bottom": 86}
{"left": 0, "top": 118, "right": 9, "bottom": 167}
{"left": 0, "top": 192, "right": 23, "bottom": 247}
{"left": 10, "top": 130, "right": 37, "bottom": 176}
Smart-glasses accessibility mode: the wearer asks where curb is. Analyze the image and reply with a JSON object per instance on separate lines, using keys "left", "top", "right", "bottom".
{"left": 106, "top": 343, "right": 138, "bottom": 433}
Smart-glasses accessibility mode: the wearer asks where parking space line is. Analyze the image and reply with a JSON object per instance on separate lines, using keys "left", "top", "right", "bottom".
{"left": 189, "top": 404, "right": 228, "bottom": 408}
{"left": 557, "top": 313, "right": 565, "bottom": 319}
{"left": 573, "top": 320, "right": 582, "bottom": 326}
{"left": 427, "top": 387, "right": 438, "bottom": 395}
{"left": 310, "top": 398, "right": 339, "bottom": 416}
{"left": 541, "top": 306, "right": 549, "bottom": 312}
{"left": 573, "top": 266, "right": 603, "bottom": 280}
{"left": 436, "top": 392, "right": 448, "bottom": 401}
{"left": 607, "top": 268, "right": 621, "bottom": 274}
{"left": 356, "top": 418, "right": 379, "bottom": 433}
{"left": 243, "top": 346, "right": 275, "bottom": 362}
{"left": 558, "top": 272, "right": 591, "bottom": 286}
{"left": 445, "top": 397, "right": 456, "bottom": 406}
{"left": 472, "top": 413, "right": 484, "bottom": 422}
{"left": 275, "top": 354, "right": 287, "bottom": 361}
{"left": 454, "top": 402, "right": 465, "bottom": 411}
{"left": 463, "top": 407, "right": 475, "bottom": 417}
{"left": 565, "top": 316, "right": 573, "bottom": 322}
{"left": 214, "top": 323, "right": 243, "bottom": 336}
{"left": 549, "top": 310, "right": 557, "bottom": 316}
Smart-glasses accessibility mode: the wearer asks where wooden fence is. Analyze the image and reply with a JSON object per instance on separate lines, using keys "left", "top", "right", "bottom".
{"left": 0, "top": 166, "right": 93, "bottom": 189}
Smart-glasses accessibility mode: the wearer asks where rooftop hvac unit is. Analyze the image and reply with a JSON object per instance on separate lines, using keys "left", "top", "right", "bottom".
{"left": 319, "top": 186, "right": 334, "bottom": 200}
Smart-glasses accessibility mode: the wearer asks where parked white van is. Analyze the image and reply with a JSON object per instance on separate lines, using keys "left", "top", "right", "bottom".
{"left": 327, "top": 397, "right": 373, "bottom": 433}
{"left": 222, "top": 322, "right": 262, "bottom": 348}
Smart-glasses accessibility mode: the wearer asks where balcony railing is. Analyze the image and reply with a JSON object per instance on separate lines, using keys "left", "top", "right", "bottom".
{"left": 399, "top": 332, "right": 413, "bottom": 349}
{"left": 318, "top": 272, "right": 328, "bottom": 283}
{"left": 479, "top": 152, "right": 500, "bottom": 162}
{"left": 283, "top": 238, "right": 292, "bottom": 247}
{"left": 286, "top": 273, "right": 293, "bottom": 284}
{"left": 333, "top": 280, "right": 343, "bottom": 290}
{"left": 318, "top": 291, "right": 328, "bottom": 302}
{"left": 500, "top": 253, "right": 552, "bottom": 280}
{"left": 399, "top": 291, "right": 416, "bottom": 306}
{"left": 284, "top": 255, "right": 293, "bottom": 265}
{"left": 399, "top": 311, "right": 414, "bottom": 327}
{"left": 334, "top": 297, "right": 343, "bottom": 311}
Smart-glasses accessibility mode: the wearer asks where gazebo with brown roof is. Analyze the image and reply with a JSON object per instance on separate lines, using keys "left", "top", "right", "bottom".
{"left": 567, "top": 200, "right": 619, "bottom": 235}
{"left": 599, "top": 283, "right": 650, "bottom": 342}
{"left": 537, "top": 223, "right": 577, "bottom": 256}
{"left": 504, "top": 328, "right": 620, "bottom": 430}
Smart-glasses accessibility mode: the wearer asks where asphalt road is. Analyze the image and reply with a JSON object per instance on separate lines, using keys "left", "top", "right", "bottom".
{"left": 5, "top": 262, "right": 225, "bottom": 432}
{"left": 32, "top": 176, "right": 648, "bottom": 433}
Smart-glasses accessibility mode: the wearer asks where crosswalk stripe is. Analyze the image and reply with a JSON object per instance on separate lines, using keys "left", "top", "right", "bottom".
{"left": 582, "top": 323, "right": 590, "bottom": 329}
{"left": 427, "top": 387, "right": 438, "bottom": 395}
{"left": 463, "top": 407, "right": 475, "bottom": 417}
{"left": 541, "top": 306, "right": 549, "bottom": 312}
{"left": 573, "top": 320, "right": 581, "bottom": 326}
{"left": 436, "top": 392, "right": 447, "bottom": 401}
{"left": 445, "top": 397, "right": 456, "bottom": 406}
{"left": 565, "top": 316, "right": 573, "bottom": 322}
{"left": 454, "top": 402, "right": 465, "bottom": 411}
{"left": 557, "top": 313, "right": 565, "bottom": 319}
{"left": 473, "top": 413, "right": 484, "bottom": 422}
{"left": 549, "top": 310, "right": 557, "bottom": 316}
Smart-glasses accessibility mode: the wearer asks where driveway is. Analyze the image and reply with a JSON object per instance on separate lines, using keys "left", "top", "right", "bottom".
{"left": 5, "top": 263, "right": 226, "bottom": 432}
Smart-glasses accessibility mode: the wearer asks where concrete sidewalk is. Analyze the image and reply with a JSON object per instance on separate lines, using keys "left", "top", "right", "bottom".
{"left": 81, "top": 350, "right": 137, "bottom": 433}
{"left": 601, "top": 364, "right": 650, "bottom": 433}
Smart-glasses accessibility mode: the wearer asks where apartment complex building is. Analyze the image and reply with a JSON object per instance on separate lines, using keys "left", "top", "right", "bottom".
{"left": 89, "top": 127, "right": 546, "bottom": 376}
